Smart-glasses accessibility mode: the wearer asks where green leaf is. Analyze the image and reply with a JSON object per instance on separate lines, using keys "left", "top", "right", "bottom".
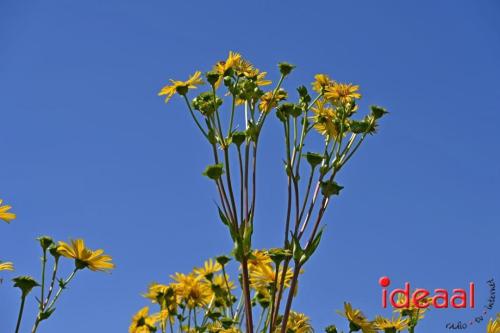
{"left": 304, "top": 226, "right": 325, "bottom": 260}
{"left": 202, "top": 164, "right": 224, "bottom": 180}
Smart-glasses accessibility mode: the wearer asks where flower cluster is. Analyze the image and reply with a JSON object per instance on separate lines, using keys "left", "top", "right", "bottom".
{"left": 156, "top": 51, "right": 387, "bottom": 333}
{"left": 1, "top": 207, "right": 114, "bottom": 333}
{"left": 131, "top": 251, "right": 307, "bottom": 333}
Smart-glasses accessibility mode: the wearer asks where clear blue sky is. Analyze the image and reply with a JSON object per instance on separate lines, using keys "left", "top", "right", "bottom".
{"left": 1, "top": 1, "right": 499, "bottom": 332}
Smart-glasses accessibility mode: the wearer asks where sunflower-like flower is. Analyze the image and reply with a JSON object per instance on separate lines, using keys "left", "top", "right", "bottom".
{"left": 324, "top": 82, "right": 361, "bottom": 105}
{"left": 0, "top": 261, "right": 14, "bottom": 271}
{"left": 393, "top": 294, "right": 429, "bottom": 320}
{"left": 312, "top": 74, "right": 335, "bottom": 93}
{"left": 374, "top": 315, "right": 409, "bottom": 333}
{"left": 310, "top": 99, "right": 349, "bottom": 140}
{"left": 158, "top": 71, "right": 204, "bottom": 103}
{"left": 0, "top": 199, "right": 16, "bottom": 223}
{"left": 276, "top": 311, "right": 313, "bottom": 333}
{"left": 214, "top": 51, "right": 271, "bottom": 87}
{"left": 258, "top": 89, "right": 287, "bottom": 113}
{"left": 57, "top": 239, "right": 114, "bottom": 272}
{"left": 248, "top": 261, "right": 294, "bottom": 292}
{"left": 487, "top": 316, "right": 500, "bottom": 333}
{"left": 194, "top": 258, "right": 222, "bottom": 279}
{"left": 339, "top": 302, "right": 376, "bottom": 333}
{"left": 171, "top": 272, "right": 213, "bottom": 309}
{"left": 129, "top": 306, "right": 158, "bottom": 333}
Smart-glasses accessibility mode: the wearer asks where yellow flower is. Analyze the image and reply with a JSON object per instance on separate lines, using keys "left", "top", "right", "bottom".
{"left": 312, "top": 74, "right": 335, "bottom": 93}
{"left": 171, "top": 272, "right": 212, "bottom": 309}
{"left": 158, "top": 71, "right": 204, "bottom": 103}
{"left": 207, "top": 321, "right": 242, "bottom": 333}
{"left": 393, "top": 294, "right": 428, "bottom": 320}
{"left": 487, "top": 317, "right": 500, "bottom": 333}
{"left": 0, "top": 199, "right": 16, "bottom": 223}
{"left": 310, "top": 99, "right": 347, "bottom": 139}
{"left": 258, "top": 89, "right": 287, "bottom": 113}
{"left": 374, "top": 315, "right": 409, "bottom": 331}
{"left": 324, "top": 82, "right": 361, "bottom": 104}
{"left": 194, "top": 259, "right": 222, "bottom": 279}
{"left": 339, "top": 302, "right": 377, "bottom": 333}
{"left": 0, "top": 261, "right": 14, "bottom": 271}
{"left": 247, "top": 250, "right": 294, "bottom": 294}
{"left": 129, "top": 307, "right": 158, "bottom": 333}
{"left": 214, "top": 51, "right": 271, "bottom": 88}
{"left": 277, "top": 311, "right": 313, "bottom": 333}
{"left": 57, "top": 239, "right": 114, "bottom": 272}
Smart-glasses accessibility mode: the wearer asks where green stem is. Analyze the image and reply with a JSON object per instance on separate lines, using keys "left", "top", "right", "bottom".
{"left": 182, "top": 95, "right": 208, "bottom": 139}
{"left": 222, "top": 266, "right": 235, "bottom": 317}
{"left": 14, "top": 295, "right": 26, "bottom": 333}
{"left": 46, "top": 268, "right": 77, "bottom": 311}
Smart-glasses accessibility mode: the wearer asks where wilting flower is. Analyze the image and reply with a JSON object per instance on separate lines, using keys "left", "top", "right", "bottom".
{"left": 158, "top": 71, "right": 204, "bottom": 103}
{"left": 324, "top": 83, "right": 361, "bottom": 104}
{"left": 258, "top": 89, "right": 287, "bottom": 113}
{"left": 171, "top": 272, "right": 212, "bottom": 309}
{"left": 374, "top": 315, "right": 409, "bottom": 332}
{"left": 0, "top": 261, "right": 14, "bottom": 271}
{"left": 487, "top": 316, "right": 500, "bottom": 333}
{"left": 276, "top": 311, "right": 313, "bottom": 333}
{"left": 57, "top": 239, "right": 114, "bottom": 272}
{"left": 0, "top": 199, "right": 16, "bottom": 223}
{"left": 312, "top": 74, "right": 335, "bottom": 93}
{"left": 129, "top": 306, "right": 158, "bottom": 333}
{"left": 339, "top": 302, "right": 377, "bottom": 333}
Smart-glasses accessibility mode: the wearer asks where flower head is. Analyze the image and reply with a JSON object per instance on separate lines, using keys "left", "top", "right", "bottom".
{"left": 324, "top": 83, "right": 361, "bottom": 105}
{"left": 0, "top": 261, "right": 14, "bottom": 271}
{"left": 277, "top": 311, "right": 313, "bottom": 333}
{"left": 193, "top": 258, "right": 222, "bottom": 280}
{"left": 339, "top": 302, "right": 376, "bottom": 333}
{"left": 312, "top": 74, "right": 335, "bottom": 93}
{"left": 129, "top": 307, "right": 158, "bottom": 333}
{"left": 158, "top": 71, "right": 204, "bottom": 103}
{"left": 487, "top": 316, "right": 500, "bottom": 333}
{"left": 0, "top": 199, "right": 16, "bottom": 223}
{"left": 374, "top": 315, "right": 408, "bottom": 332}
{"left": 171, "top": 272, "right": 212, "bottom": 309}
{"left": 57, "top": 239, "right": 114, "bottom": 272}
{"left": 13, "top": 275, "right": 39, "bottom": 297}
{"left": 258, "top": 89, "right": 287, "bottom": 113}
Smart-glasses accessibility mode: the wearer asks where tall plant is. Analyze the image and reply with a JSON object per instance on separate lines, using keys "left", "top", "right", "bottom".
{"left": 139, "top": 51, "right": 388, "bottom": 333}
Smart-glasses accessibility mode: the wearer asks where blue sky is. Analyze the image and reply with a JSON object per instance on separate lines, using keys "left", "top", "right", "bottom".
{"left": 1, "top": 0, "right": 499, "bottom": 332}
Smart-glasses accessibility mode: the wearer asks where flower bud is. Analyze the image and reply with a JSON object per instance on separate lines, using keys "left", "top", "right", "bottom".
{"left": 320, "top": 180, "right": 343, "bottom": 197}
{"left": 206, "top": 71, "right": 220, "bottom": 86}
{"left": 12, "top": 275, "right": 40, "bottom": 297}
{"left": 370, "top": 105, "right": 388, "bottom": 119}
{"left": 305, "top": 152, "right": 323, "bottom": 168}
{"left": 37, "top": 236, "right": 54, "bottom": 251}
{"left": 278, "top": 62, "right": 296, "bottom": 76}
{"left": 202, "top": 164, "right": 224, "bottom": 180}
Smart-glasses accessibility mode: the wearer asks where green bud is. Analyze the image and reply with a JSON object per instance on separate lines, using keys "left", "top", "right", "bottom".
{"left": 231, "top": 131, "right": 246, "bottom": 147}
{"left": 268, "top": 248, "right": 292, "bottom": 265}
{"left": 349, "top": 321, "right": 362, "bottom": 332}
{"left": 325, "top": 325, "right": 338, "bottom": 333}
{"left": 216, "top": 255, "right": 231, "bottom": 266}
{"left": 48, "top": 244, "right": 61, "bottom": 259}
{"left": 278, "top": 62, "right": 296, "bottom": 76}
{"left": 12, "top": 276, "right": 40, "bottom": 297}
{"left": 223, "top": 76, "right": 233, "bottom": 87}
{"left": 202, "top": 164, "right": 224, "bottom": 180}
{"left": 370, "top": 105, "right": 388, "bottom": 119}
{"left": 305, "top": 152, "right": 323, "bottom": 168}
{"left": 320, "top": 180, "right": 343, "bottom": 197}
{"left": 37, "top": 236, "right": 54, "bottom": 251}
{"left": 206, "top": 71, "right": 220, "bottom": 86}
